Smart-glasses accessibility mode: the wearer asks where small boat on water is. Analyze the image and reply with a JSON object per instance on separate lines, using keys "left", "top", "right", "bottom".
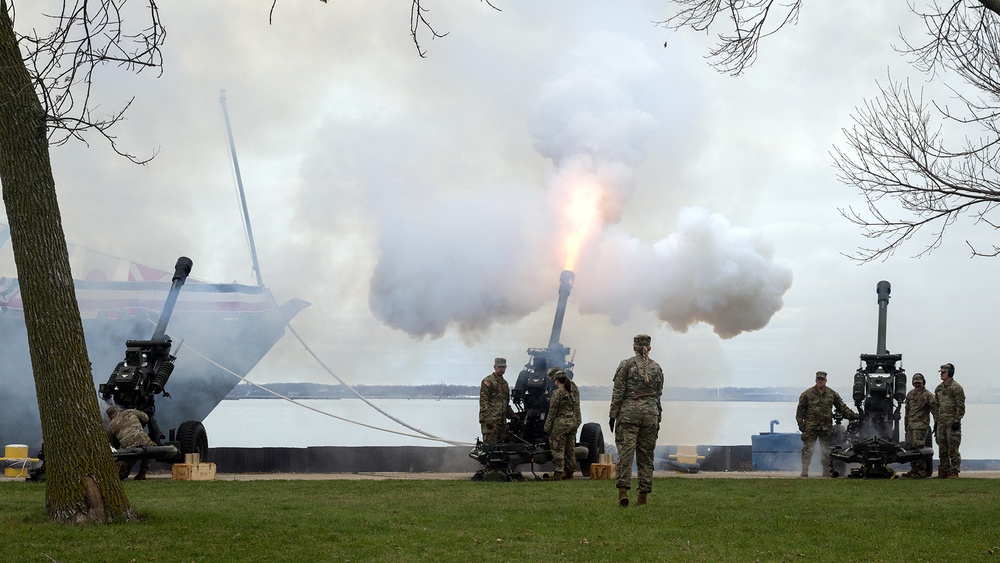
{"left": 0, "top": 226, "right": 308, "bottom": 452}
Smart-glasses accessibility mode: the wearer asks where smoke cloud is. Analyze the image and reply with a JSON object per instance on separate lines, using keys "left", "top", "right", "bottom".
{"left": 575, "top": 207, "right": 793, "bottom": 338}
{"left": 368, "top": 31, "right": 791, "bottom": 341}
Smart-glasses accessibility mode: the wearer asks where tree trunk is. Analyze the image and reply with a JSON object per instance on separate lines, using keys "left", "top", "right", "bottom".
{"left": 0, "top": 1, "right": 134, "bottom": 523}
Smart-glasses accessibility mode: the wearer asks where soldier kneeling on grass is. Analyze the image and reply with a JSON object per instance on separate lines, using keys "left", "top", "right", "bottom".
{"left": 106, "top": 405, "right": 156, "bottom": 480}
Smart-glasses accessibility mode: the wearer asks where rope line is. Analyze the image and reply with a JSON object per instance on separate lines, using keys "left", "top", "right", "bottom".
{"left": 285, "top": 324, "right": 472, "bottom": 446}
{"left": 179, "top": 333, "right": 473, "bottom": 447}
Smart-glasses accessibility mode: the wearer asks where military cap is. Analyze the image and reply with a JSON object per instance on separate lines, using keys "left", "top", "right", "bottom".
{"left": 912, "top": 373, "right": 925, "bottom": 383}
{"left": 494, "top": 357, "right": 507, "bottom": 367}
{"left": 633, "top": 334, "right": 651, "bottom": 347}
{"left": 547, "top": 366, "right": 566, "bottom": 380}
{"left": 105, "top": 405, "right": 120, "bottom": 417}
{"left": 939, "top": 363, "right": 953, "bottom": 373}
{"left": 815, "top": 371, "right": 828, "bottom": 380}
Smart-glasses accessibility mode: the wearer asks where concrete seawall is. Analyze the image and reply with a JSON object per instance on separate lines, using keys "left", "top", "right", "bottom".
{"left": 205, "top": 445, "right": 1000, "bottom": 474}
{"left": 209, "top": 446, "right": 483, "bottom": 474}
{"left": 206, "top": 445, "right": 754, "bottom": 474}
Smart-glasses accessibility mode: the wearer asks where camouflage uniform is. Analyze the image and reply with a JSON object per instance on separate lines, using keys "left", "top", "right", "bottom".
{"left": 544, "top": 371, "right": 581, "bottom": 476}
{"left": 903, "top": 374, "right": 937, "bottom": 478}
{"left": 565, "top": 379, "right": 582, "bottom": 475}
{"left": 479, "top": 358, "right": 515, "bottom": 444}
{"left": 796, "top": 372, "right": 857, "bottom": 477}
{"left": 934, "top": 364, "right": 965, "bottom": 477}
{"left": 609, "top": 335, "right": 663, "bottom": 495}
{"left": 106, "top": 406, "right": 155, "bottom": 480}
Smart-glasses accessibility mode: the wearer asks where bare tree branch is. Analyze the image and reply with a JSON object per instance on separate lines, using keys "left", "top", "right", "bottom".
{"left": 657, "top": 0, "right": 802, "bottom": 76}
{"left": 15, "top": 0, "right": 165, "bottom": 164}
{"left": 831, "top": 3, "right": 1000, "bottom": 261}
{"left": 664, "top": 1, "right": 1000, "bottom": 260}
{"left": 410, "top": 0, "right": 499, "bottom": 58}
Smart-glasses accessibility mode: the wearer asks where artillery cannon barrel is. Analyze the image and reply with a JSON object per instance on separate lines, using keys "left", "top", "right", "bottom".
{"left": 875, "top": 280, "right": 891, "bottom": 355}
{"left": 547, "top": 270, "right": 575, "bottom": 350}
{"left": 150, "top": 257, "right": 193, "bottom": 342}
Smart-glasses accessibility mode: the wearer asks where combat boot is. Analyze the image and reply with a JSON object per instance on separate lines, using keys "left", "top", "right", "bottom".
{"left": 618, "top": 487, "right": 629, "bottom": 507}
{"left": 636, "top": 491, "right": 648, "bottom": 506}
{"left": 937, "top": 467, "right": 949, "bottom": 478}
{"left": 800, "top": 464, "right": 808, "bottom": 478}
{"left": 134, "top": 469, "right": 147, "bottom": 481}
{"left": 947, "top": 470, "right": 960, "bottom": 478}
{"left": 546, "top": 471, "right": 564, "bottom": 481}
{"left": 562, "top": 470, "right": 574, "bottom": 480}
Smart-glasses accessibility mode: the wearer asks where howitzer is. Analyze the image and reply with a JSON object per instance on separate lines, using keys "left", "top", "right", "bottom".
{"left": 830, "top": 437, "right": 934, "bottom": 478}
{"left": 512, "top": 270, "right": 575, "bottom": 444}
{"left": 30, "top": 258, "right": 205, "bottom": 482}
{"left": 829, "top": 281, "right": 920, "bottom": 479}
{"left": 99, "top": 257, "right": 192, "bottom": 441}
{"left": 470, "top": 270, "right": 605, "bottom": 481}
{"left": 97, "top": 257, "right": 208, "bottom": 465}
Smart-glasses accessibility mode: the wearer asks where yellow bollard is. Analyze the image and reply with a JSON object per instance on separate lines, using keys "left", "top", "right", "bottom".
{"left": 3, "top": 444, "right": 30, "bottom": 478}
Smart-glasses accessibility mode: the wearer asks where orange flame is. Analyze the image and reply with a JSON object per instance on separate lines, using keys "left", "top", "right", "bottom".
{"left": 561, "top": 178, "right": 603, "bottom": 271}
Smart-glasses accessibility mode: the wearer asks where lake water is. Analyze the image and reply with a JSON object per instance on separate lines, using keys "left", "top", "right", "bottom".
{"left": 202, "top": 399, "right": 999, "bottom": 459}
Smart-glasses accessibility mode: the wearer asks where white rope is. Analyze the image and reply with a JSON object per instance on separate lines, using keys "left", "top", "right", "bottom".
{"left": 179, "top": 335, "right": 473, "bottom": 447}
{"left": 285, "top": 324, "right": 472, "bottom": 446}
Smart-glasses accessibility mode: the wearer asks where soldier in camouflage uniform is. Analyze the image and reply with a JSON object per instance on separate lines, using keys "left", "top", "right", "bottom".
{"left": 934, "top": 362, "right": 965, "bottom": 478}
{"left": 902, "top": 373, "right": 938, "bottom": 478}
{"left": 106, "top": 405, "right": 156, "bottom": 480}
{"left": 609, "top": 334, "right": 663, "bottom": 507}
{"left": 564, "top": 372, "right": 582, "bottom": 478}
{"left": 544, "top": 367, "right": 581, "bottom": 481}
{"left": 795, "top": 371, "right": 857, "bottom": 478}
{"left": 479, "top": 357, "right": 516, "bottom": 445}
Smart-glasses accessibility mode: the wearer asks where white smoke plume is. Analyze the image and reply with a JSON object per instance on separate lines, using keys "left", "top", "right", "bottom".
{"left": 368, "top": 188, "right": 556, "bottom": 337}
{"left": 574, "top": 207, "right": 793, "bottom": 338}
{"left": 368, "top": 31, "right": 792, "bottom": 340}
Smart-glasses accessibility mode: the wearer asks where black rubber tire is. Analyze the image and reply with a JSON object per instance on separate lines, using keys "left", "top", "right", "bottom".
{"left": 578, "top": 422, "right": 605, "bottom": 476}
{"left": 176, "top": 420, "right": 209, "bottom": 462}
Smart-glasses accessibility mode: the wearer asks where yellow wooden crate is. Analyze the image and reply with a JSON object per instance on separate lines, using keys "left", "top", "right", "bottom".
{"left": 171, "top": 462, "right": 217, "bottom": 481}
{"left": 668, "top": 444, "right": 705, "bottom": 465}
{"left": 589, "top": 463, "right": 616, "bottom": 480}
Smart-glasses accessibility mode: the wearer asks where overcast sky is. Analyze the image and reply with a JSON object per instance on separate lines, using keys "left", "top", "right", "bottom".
{"left": 11, "top": 1, "right": 1000, "bottom": 395}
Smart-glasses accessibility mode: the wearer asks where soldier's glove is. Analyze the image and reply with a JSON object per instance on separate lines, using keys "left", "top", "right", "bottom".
{"left": 951, "top": 420, "right": 961, "bottom": 431}
{"left": 609, "top": 417, "right": 616, "bottom": 433}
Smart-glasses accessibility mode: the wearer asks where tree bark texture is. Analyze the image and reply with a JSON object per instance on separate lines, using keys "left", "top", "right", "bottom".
{"left": 0, "top": 1, "right": 134, "bottom": 523}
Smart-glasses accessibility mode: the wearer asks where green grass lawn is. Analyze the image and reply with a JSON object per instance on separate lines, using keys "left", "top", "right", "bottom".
{"left": 1, "top": 477, "right": 998, "bottom": 562}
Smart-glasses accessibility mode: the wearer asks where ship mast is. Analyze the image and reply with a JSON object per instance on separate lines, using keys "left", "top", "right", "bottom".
{"left": 219, "top": 89, "right": 264, "bottom": 287}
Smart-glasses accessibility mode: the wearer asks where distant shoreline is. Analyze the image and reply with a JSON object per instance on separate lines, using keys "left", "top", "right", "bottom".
{"left": 225, "top": 383, "right": 1000, "bottom": 403}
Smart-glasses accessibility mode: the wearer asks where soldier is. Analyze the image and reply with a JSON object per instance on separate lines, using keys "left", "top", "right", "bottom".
{"left": 902, "top": 373, "right": 938, "bottom": 478}
{"left": 609, "top": 333, "right": 663, "bottom": 507}
{"left": 106, "top": 405, "right": 156, "bottom": 480}
{"left": 543, "top": 367, "right": 581, "bottom": 481}
{"left": 479, "top": 357, "right": 517, "bottom": 445}
{"left": 796, "top": 371, "right": 857, "bottom": 478}
{"left": 564, "top": 370, "right": 582, "bottom": 478}
{"left": 934, "top": 362, "right": 965, "bottom": 478}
